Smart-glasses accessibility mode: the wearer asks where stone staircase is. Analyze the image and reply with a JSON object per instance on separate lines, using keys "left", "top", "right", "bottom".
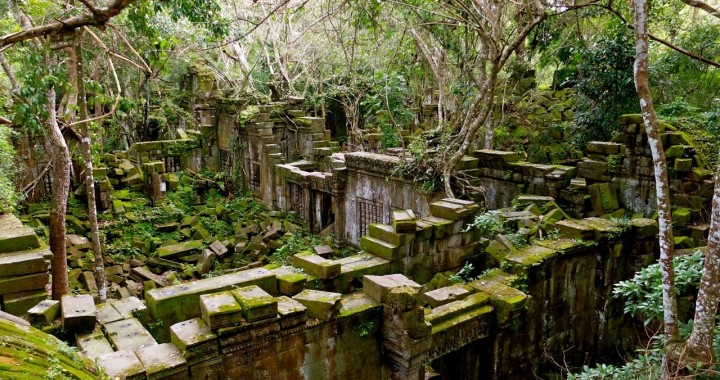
{"left": 0, "top": 213, "right": 50, "bottom": 316}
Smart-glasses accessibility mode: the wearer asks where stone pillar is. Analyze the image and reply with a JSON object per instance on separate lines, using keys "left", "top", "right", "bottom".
{"left": 382, "top": 286, "right": 432, "bottom": 380}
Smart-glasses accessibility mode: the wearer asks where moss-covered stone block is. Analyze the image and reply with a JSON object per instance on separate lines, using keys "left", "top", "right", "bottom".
{"left": 98, "top": 350, "right": 146, "bottom": 380}
{"left": 469, "top": 279, "right": 528, "bottom": 325}
{"left": 360, "top": 236, "right": 400, "bottom": 260}
{"left": 588, "top": 182, "right": 619, "bottom": 215}
{"left": 504, "top": 244, "right": 558, "bottom": 269}
{"left": 422, "top": 285, "right": 474, "bottom": 308}
{"left": 231, "top": 285, "right": 278, "bottom": 322}
{"left": 27, "top": 299, "right": 60, "bottom": 326}
{"left": 200, "top": 291, "right": 243, "bottom": 329}
{"left": 425, "top": 292, "right": 490, "bottom": 326}
{"left": 674, "top": 236, "right": 696, "bottom": 249}
{"left": 0, "top": 247, "right": 49, "bottom": 278}
{"left": 0, "top": 272, "right": 49, "bottom": 296}
{"left": 292, "top": 251, "right": 341, "bottom": 279}
{"left": 674, "top": 158, "right": 693, "bottom": 172}
{"left": 429, "top": 201, "right": 470, "bottom": 221}
{"left": 105, "top": 317, "right": 158, "bottom": 351}
{"left": 135, "top": 343, "right": 187, "bottom": 380}
{"left": 672, "top": 208, "right": 693, "bottom": 227}
{"left": 456, "top": 156, "right": 480, "bottom": 170}
{"left": 665, "top": 145, "right": 692, "bottom": 158}
{"left": 145, "top": 268, "right": 276, "bottom": 337}
{"left": 157, "top": 240, "right": 204, "bottom": 260}
{"left": 363, "top": 274, "right": 421, "bottom": 303}
{"left": 292, "top": 289, "right": 342, "bottom": 320}
{"left": 170, "top": 318, "right": 217, "bottom": 359}
{"left": 0, "top": 214, "right": 41, "bottom": 253}
{"left": 392, "top": 209, "right": 417, "bottom": 233}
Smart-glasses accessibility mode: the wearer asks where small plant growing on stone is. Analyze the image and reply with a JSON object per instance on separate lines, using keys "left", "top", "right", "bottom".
{"left": 449, "top": 262, "right": 475, "bottom": 284}
{"left": 358, "top": 321, "right": 375, "bottom": 337}
{"left": 464, "top": 212, "right": 503, "bottom": 237}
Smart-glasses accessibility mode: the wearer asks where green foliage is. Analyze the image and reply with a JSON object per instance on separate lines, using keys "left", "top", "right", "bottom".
{"left": 0, "top": 125, "right": 19, "bottom": 213}
{"left": 270, "top": 233, "right": 322, "bottom": 265}
{"left": 613, "top": 250, "right": 704, "bottom": 325}
{"left": 357, "top": 321, "right": 376, "bottom": 337}
{"left": 449, "top": 262, "right": 475, "bottom": 284}
{"left": 570, "top": 24, "right": 639, "bottom": 147}
{"left": 464, "top": 212, "right": 502, "bottom": 237}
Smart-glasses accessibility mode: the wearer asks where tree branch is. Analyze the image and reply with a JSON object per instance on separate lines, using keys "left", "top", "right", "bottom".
{"left": 680, "top": 0, "right": 720, "bottom": 20}
{"left": 0, "top": 0, "right": 137, "bottom": 48}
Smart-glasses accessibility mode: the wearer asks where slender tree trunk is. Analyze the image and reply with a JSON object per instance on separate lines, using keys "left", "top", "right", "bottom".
{"left": 684, "top": 155, "right": 720, "bottom": 362}
{"left": 633, "top": 0, "right": 679, "bottom": 375}
{"left": 47, "top": 86, "right": 70, "bottom": 300}
{"left": 74, "top": 39, "right": 107, "bottom": 302}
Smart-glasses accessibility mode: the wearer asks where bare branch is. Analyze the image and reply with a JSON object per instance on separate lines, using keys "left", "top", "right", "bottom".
{"left": 0, "top": 0, "right": 137, "bottom": 48}
{"left": 680, "top": 0, "right": 720, "bottom": 20}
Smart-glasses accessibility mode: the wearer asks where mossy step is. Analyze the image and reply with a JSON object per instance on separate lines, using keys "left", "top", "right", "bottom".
{"left": 503, "top": 245, "right": 558, "bottom": 269}
{"left": 271, "top": 266, "right": 308, "bottom": 296}
{"left": 363, "top": 274, "right": 421, "bottom": 303}
{"left": 335, "top": 253, "right": 391, "bottom": 287}
{"left": 422, "top": 216, "right": 454, "bottom": 239}
{"left": 231, "top": 285, "right": 278, "bottom": 322}
{"left": 360, "top": 236, "right": 400, "bottom": 260}
{"left": 368, "top": 223, "right": 405, "bottom": 246}
{"left": 338, "top": 293, "right": 381, "bottom": 318}
{"left": 422, "top": 285, "right": 474, "bottom": 308}
{"left": 76, "top": 329, "right": 114, "bottom": 361}
{"left": 169, "top": 318, "right": 218, "bottom": 359}
{"left": 429, "top": 201, "right": 470, "bottom": 221}
{"left": 470, "top": 277, "right": 528, "bottom": 325}
{"left": 586, "top": 141, "right": 624, "bottom": 155}
{"left": 392, "top": 209, "right": 417, "bottom": 233}
{"left": 104, "top": 317, "right": 158, "bottom": 351}
{"left": 425, "top": 292, "right": 490, "bottom": 326}
{"left": 134, "top": 343, "right": 187, "bottom": 379}
{"left": 456, "top": 156, "right": 479, "bottom": 170}
{"left": 0, "top": 247, "right": 49, "bottom": 278}
{"left": 145, "top": 267, "right": 276, "bottom": 333}
{"left": 157, "top": 240, "right": 204, "bottom": 260}
{"left": 0, "top": 214, "right": 41, "bottom": 253}
{"left": 199, "top": 291, "right": 243, "bottom": 329}
{"left": 472, "top": 150, "right": 519, "bottom": 168}
{"left": 292, "top": 251, "right": 341, "bottom": 279}
{"left": 292, "top": 289, "right": 342, "bottom": 321}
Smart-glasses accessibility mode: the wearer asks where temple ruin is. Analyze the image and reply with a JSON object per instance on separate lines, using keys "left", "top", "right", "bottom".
{"left": 0, "top": 71, "right": 715, "bottom": 380}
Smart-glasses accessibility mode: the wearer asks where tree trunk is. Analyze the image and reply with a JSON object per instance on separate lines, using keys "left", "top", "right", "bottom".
{"left": 633, "top": 0, "right": 680, "bottom": 375}
{"left": 74, "top": 39, "right": 107, "bottom": 302}
{"left": 47, "top": 86, "right": 70, "bottom": 300}
{"left": 684, "top": 155, "right": 720, "bottom": 362}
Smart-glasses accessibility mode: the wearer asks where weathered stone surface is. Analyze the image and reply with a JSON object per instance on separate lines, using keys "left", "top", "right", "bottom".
{"left": 197, "top": 249, "right": 216, "bottom": 275}
{"left": 146, "top": 268, "right": 276, "bottom": 332}
{"left": 588, "top": 183, "right": 619, "bottom": 215}
{"left": 170, "top": 318, "right": 217, "bottom": 358}
{"left": 504, "top": 245, "right": 558, "bottom": 269}
{"left": 27, "top": 299, "right": 60, "bottom": 326}
{"left": 360, "top": 236, "right": 400, "bottom": 260}
{"left": 292, "top": 289, "right": 342, "bottom": 320}
{"left": 292, "top": 251, "right": 341, "bottom": 279}
{"left": 363, "top": 274, "right": 420, "bottom": 303}
{"left": 76, "top": 328, "right": 114, "bottom": 361}
{"left": 105, "top": 317, "right": 158, "bottom": 351}
{"left": 672, "top": 208, "right": 693, "bottom": 227}
{"left": 276, "top": 295, "right": 308, "bottom": 328}
{"left": 209, "top": 240, "right": 228, "bottom": 257}
{"left": 3, "top": 290, "right": 49, "bottom": 316}
{"left": 0, "top": 214, "right": 41, "bottom": 253}
{"left": 555, "top": 220, "right": 595, "bottom": 240}
{"left": 135, "top": 343, "right": 188, "bottom": 379}
{"left": 368, "top": 223, "right": 406, "bottom": 246}
{"left": 231, "top": 285, "right": 278, "bottom": 322}
{"left": 587, "top": 141, "right": 624, "bottom": 155}
{"left": 629, "top": 218, "right": 659, "bottom": 238}
{"left": 426, "top": 292, "right": 490, "bottom": 327}
{"left": 157, "top": 240, "right": 204, "bottom": 259}
{"left": 422, "top": 285, "right": 474, "bottom": 308}
{"left": 392, "top": 209, "right": 417, "bottom": 233}
{"left": 200, "top": 291, "right": 243, "bottom": 329}
{"left": 98, "top": 350, "right": 146, "bottom": 380}
{"left": 429, "top": 201, "right": 470, "bottom": 221}
{"left": 111, "top": 296, "right": 149, "bottom": 323}
{"left": 96, "top": 302, "right": 124, "bottom": 325}
{"left": 470, "top": 277, "right": 528, "bottom": 325}
{"left": 61, "top": 294, "right": 96, "bottom": 332}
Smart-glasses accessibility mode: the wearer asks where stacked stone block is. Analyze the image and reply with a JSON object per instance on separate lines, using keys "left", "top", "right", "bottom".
{"left": 0, "top": 214, "right": 50, "bottom": 316}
